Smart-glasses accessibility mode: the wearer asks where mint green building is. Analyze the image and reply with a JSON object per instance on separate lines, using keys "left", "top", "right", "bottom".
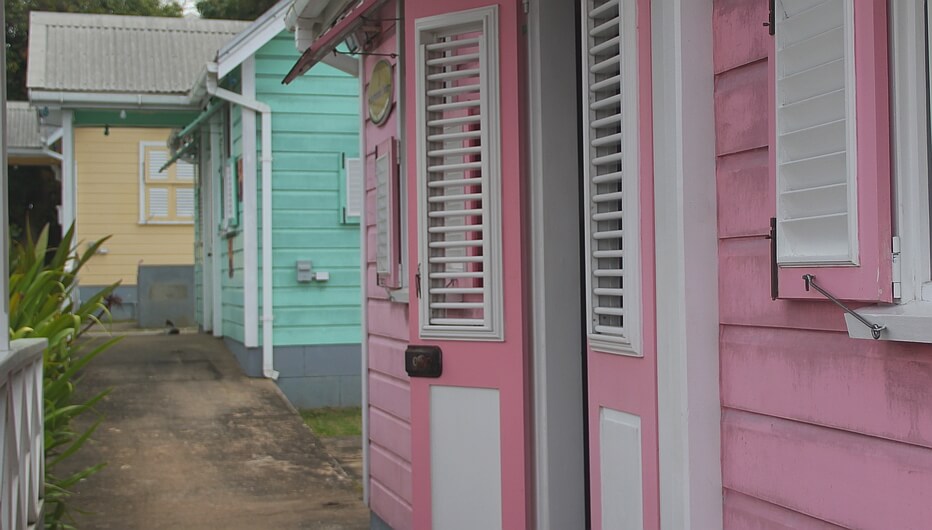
{"left": 171, "top": 0, "right": 362, "bottom": 407}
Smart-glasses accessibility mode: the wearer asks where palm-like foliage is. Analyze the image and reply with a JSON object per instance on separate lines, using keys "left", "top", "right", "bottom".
{"left": 9, "top": 224, "right": 121, "bottom": 529}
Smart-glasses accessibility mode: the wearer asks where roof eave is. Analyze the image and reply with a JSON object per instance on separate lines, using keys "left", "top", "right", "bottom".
{"left": 28, "top": 90, "right": 198, "bottom": 111}
{"left": 216, "top": 0, "right": 291, "bottom": 79}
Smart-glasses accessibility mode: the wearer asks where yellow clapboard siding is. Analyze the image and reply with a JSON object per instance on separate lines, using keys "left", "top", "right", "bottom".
{"left": 75, "top": 127, "right": 194, "bottom": 286}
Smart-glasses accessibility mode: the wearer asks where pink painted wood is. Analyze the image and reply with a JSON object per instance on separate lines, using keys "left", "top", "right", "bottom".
{"left": 714, "top": 3, "right": 932, "bottom": 529}
{"left": 404, "top": 1, "right": 531, "bottom": 528}
{"left": 771, "top": 0, "right": 893, "bottom": 302}
{"left": 361, "top": 4, "right": 414, "bottom": 528}
{"left": 587, "top": 1, "right": 659, "bottom": 528}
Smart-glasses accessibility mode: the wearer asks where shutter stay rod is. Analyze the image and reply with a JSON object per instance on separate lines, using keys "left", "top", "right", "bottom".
{"left": 802, "top": 274, "right": 885, "bottom": 339}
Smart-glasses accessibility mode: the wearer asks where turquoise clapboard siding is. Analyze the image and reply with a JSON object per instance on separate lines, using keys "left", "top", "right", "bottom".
{"left": 214, "top": 31, "right": 360, "bottom": 347}
{"left": 256, "top": 32, "right": 360, "bottom": 346}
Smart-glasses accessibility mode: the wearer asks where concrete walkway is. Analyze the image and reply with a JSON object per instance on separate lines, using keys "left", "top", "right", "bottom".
{"left": 63, "top": 333, "right": 369, "bottom": 530}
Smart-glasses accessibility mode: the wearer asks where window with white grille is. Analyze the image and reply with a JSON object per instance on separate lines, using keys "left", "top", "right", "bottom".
{"left": 345, "top": 157, "right": 364, "bottom": 222}
{"left": 775, "top": 0, "right": 857, "bottom": 265}
{"left": 415, "top": 6, "right": 503, "bottom": 340}
{"left": 582, "top": 0, "right": 641, "bottom": 355}
{"left": 139, "top": 142, "right": 195, "bottom": 225}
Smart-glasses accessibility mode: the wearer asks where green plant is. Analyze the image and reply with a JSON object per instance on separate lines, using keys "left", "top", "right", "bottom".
{"left": 300, "top": 407, "right": 362, "bottom": 438}
{"left": 9, "top": 224, "right": 121, "bottom": 530}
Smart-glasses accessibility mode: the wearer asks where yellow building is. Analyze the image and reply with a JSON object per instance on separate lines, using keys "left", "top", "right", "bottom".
{"left": 75, "top": 127, "right": 195, "bottom": 288}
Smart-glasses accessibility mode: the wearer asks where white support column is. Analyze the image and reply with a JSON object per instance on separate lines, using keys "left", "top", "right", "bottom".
{"left": 61, "top": 110, "right": 75, "bottom": 236}
{"left": 0, "top": 24, "right": 9, "bottom": 353}
{"left": 241, "top": 57, "right": 259, "bottom": 347}
{"left": 210, "top": 115, "right": 224, "bottom": 337}
{"left": 651, "top": 0, "right": 723, "bottom": 528}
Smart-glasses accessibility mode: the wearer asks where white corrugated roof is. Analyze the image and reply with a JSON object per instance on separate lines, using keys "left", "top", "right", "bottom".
{"left": 6, "top": 102, "right": 43, "bottom": 150}
{"left": 27, "top": 12, "right": 249, "bottom": 95}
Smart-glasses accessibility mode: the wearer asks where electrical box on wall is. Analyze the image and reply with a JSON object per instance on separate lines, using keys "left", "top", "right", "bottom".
{"left": 296, "top": 260, "right": 313, "bottom": 283}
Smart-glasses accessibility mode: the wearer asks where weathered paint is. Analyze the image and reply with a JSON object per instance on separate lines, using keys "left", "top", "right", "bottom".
{"left": 713, "top": 1, "right": 932, "bottom": 527}
{"left": 586, "top": 1, "right": 660, "bottom": 528}
{"left": 74, "top": 127, "right": 194, "bottom": 287}
{"left": 360, "top": 5, "right": 414, "bottom": 528}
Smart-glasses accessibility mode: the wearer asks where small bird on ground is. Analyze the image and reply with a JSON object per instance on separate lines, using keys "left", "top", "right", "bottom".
{"left": 165, "top": 319, "right": 180, "bottom": 335}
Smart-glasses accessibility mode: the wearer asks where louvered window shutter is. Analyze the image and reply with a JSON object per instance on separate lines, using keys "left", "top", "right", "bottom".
{"left": 176, "top": 160, "right": 195, "bottom": 181}
{"left": 415, "top": 6, "right": 503, "bottom": 339}
{"left": 222, "top": 163, "right": 237, "bottom": 228}
{"left": 772, "top": 0, "right": 892, "bottom": 301}
{"left": 345, "top": 158, "right": 364, "bottom": 221}
{"left": 176, "top": 188, "right": 195, "bottom": 219}
{"left": 148, "top": 149, "right": 170, "bottom": 181}
{"left": 375, "top": 138, "right": 401, "bottom": 289}
{"left": 582, "top": 0, "right": 641, "bottom": 355}
{"left": 148, "top": 188, "right": 170, "bottom": 219}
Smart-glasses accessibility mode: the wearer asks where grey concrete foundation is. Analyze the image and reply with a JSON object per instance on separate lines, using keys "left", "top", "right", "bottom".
{"left": 224, "top": 339, "right": 361, "bottom": 409}
{"left": 137, "top": 265, "right": 195, "bottom": 328}
{"left": 79, "top": 284, "right": 138, "bottom": 321}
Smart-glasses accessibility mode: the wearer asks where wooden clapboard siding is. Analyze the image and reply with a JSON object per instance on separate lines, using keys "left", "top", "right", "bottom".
{"left": 252, "top": 31, "right": 360, "bottom": 347}
{"left": 357, "top": 5, "right": 413, "bottom": 528}
{"left": 74, "top": 127, "right": 194, "bottom": 287}
{"left": 713, "top": 1, "right": 932, "bottom": 528}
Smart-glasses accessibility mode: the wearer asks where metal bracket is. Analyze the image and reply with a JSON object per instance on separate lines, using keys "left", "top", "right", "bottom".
{"left": 768, "top": 217, "right": 778, "bottom": 300}
{"left": 764, "top": 0, "right": 775, "bottom": 35}
{"left": 803, "top": 274, "right": 886, "bottom": 339}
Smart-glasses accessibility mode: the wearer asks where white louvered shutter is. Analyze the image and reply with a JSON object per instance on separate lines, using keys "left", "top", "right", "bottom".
{"left": 775, "top": 0, "right": 856, "bottom": 265}
{"left": 345, "top": 157, "right": 364, "bottom": 220}
{"left": 415, "top": 7, "right": 503, "bottom": 339}
{"left": 223, "top": 163, "right": 235, "bottom": 226}
{"left": 148, "top": 188, "right": 170, "bottom": 219}
{"left": 375, "top": 139, "right": 401, "bottom": 289}
{"left": 176, "top": 188, "right": 195, "bottom": 218}
{"left": 147, "top": 149, "right": 170, "bottom": 181}
{"left": 582, "top": 0, "right": 641, "bottom": 355}
{"left": 176, "top": 160, "right": 196, "bottom": 181}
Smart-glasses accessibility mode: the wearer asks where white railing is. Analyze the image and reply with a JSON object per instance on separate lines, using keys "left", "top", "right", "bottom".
{"left": 0, "top": 339, "right": 46, "bottom": 530}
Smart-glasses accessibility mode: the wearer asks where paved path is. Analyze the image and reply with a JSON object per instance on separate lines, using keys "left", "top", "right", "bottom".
{"left": 63, "top": 333, "right": 369, "bottom": 530}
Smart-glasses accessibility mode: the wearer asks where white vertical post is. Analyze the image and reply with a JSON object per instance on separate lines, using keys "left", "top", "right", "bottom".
{"left": 651, "top": 0, "right": 722, "bottom": 529}
{"left": 61, "top": 110, "right": 75, "bottom": 233}
{"left": 210, "top": 115, "right": 224, "bottom": 337}
{"left": 241, "top": 57, "right": 259, "bottom": 348}
{"left": 0, "top": 0, "right": 9, "bottom": 353}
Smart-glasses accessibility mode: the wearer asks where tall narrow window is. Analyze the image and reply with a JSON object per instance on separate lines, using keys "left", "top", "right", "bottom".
{"left": 344, "top": 157, "right": 364, "bottom": 223}
{"left": 775, "top": 0, "right": 857, "bottom": 265}
{"left": 415, "top": 6, "right": 503, "bottom": 340}
{"left": 376, "top": 138, "right": 402, "bottom": 289}
{"left": 582, "top": 0, "right": 641, "bottom": 355}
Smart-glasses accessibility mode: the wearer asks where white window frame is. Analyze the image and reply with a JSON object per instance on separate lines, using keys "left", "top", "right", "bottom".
{"left": 138, "top": 141, "right": 195, "bottom": 226}
{"left": 414, "top": 6, "right": 504, "bottom": 341}
{"left": 390, "top": 7, "right": 411, "bottom": 304}
{"left": 581, "top": 0, "right": 642, "bottom": 356}
{"left": 846, "top": 0, "right": 932, "bottom": 342}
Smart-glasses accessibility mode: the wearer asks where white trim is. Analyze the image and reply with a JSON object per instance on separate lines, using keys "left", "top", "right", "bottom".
{"left": 581, "top": 0, "right": 642, "bottom": 357}
{"left": 414, "top": 6, "right": 504, "bottom": 341}
{"left": 358, "top": 53, "right": 370, "bottom": 507}
{"left": 651, "top": 0, "right": 723, "bottom": 528}
{"left": 241, "top": 57, "right": 260, "bottom": 348}
{"left": 217, "top": 0, "right": 290, "bottom": 79}
{"left": 200, "top": 125, "right": 214, "bottom": 332}
{"left": 1, "top": 81, "right": 8, "bottom": 352}
{"left": 29, "top": 90, "right": 194, "bottom": 110}
{"left": 61, "top": 110, "right": 75, "bottom": 232}
{"left": 527, "top": 0, "right": 586, "bottom": 527}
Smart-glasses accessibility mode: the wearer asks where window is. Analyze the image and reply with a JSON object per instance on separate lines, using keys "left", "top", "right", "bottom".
{"left": 343, "top": 156, "right": 364, "bottom": 223}
{"left": 770, "top": 0, "right": 892, "bottom": 302}
{"left": 414, "top": 6, "right": 503, "bottom": 340}
{"left": 139, "top": 142, "right": 195, "bottom": 224}
{"left": 581, "top": 0, "right": 641, "bottom": 356}
{"left": 846, "top": 0, "right": 932, "bottom": 342}
{"left": 375, "top": 138, "right": 402, "bottom": 289}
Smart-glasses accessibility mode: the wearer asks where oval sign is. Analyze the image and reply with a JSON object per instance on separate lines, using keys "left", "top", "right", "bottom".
{"left": 367, "top": 59, "right": 394, "bottom": 126}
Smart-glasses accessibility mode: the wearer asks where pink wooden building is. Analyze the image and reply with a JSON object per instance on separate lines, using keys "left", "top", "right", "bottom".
{"left": 283, "top": 0, "right": 932, "bottom": 528}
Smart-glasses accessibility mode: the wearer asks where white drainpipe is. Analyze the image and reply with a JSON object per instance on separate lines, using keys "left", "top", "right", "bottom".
{"left": 206, "top": 65, "right": 279, "bottom": 381}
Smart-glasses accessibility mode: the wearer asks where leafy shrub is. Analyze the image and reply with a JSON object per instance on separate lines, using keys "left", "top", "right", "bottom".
{"left": 9, "top": 224, "right": 121, "bottom": 529}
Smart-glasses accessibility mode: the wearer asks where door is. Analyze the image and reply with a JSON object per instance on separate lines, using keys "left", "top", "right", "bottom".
{"left": 405, "top": 1, "right": 531, "bottom": 529}
{"left": 580, "top": 0, "right": 660, "bottom": 528}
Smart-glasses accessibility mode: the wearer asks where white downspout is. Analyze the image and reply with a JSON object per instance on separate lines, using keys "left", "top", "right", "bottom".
{"left": 206, "top": 64, "right": 279, "bottom": 380}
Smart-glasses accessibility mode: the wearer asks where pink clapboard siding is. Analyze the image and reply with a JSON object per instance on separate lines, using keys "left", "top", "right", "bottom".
{"left": 713, "top": 1, "right": 932, "bottom": 528}
{"left": 363, "top": 4, "right": 413, "bottom": 529}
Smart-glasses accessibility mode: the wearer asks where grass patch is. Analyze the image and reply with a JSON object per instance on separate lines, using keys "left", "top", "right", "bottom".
{"left": 300, "top": 407, "right": 362, "bottom": 437}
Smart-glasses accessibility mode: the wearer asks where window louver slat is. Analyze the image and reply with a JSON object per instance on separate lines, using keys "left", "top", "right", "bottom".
{"left": 583, "top": 0, "right": 640, "bottom": 355}
{"left": 176, "top": 188, "right": 195, "bottom": 218}
{"left": 176, "top": 160, "right": 195, "bottom": 181}
{"left": 148, "top": 188, "right": 170, "bottom": 218}
{"left": 775, "top": 0, "right": 855, "bottom": 265}
{"left": 416, "top": 7, "right": 503, "bottom": 339}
